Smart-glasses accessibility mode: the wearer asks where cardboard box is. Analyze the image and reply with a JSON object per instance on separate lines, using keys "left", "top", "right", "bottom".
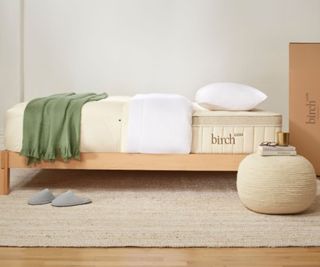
{"left": 289, "top": 43, "right": 320, "bottom": 175}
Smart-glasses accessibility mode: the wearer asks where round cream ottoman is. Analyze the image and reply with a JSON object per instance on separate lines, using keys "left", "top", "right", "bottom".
{"left": 237, "top": 154, "right": 317, "bottom": 214}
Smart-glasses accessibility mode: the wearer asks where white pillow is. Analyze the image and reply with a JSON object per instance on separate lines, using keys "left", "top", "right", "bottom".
{"left": 195, "top": 83, "right": 267, "bottom": 111}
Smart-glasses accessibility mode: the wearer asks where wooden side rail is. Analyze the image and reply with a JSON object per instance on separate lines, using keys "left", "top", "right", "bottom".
{"left": 8, "top": 152, "right": 246, "bottom": 171}
{"left": 0, "top": 151, "right": 247, "bottom": 195}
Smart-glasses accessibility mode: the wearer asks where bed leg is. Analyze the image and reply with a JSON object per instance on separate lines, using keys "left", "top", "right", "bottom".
{"left": 0, "top": 150, "right": 10, "bottom": 195}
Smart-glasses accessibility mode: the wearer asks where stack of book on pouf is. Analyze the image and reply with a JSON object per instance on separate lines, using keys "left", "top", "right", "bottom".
{"left": 257, "top": 132, "right": 297, "bottom": 156}
{"left": 257, "top": 145, "right": 297, "bottom": 156}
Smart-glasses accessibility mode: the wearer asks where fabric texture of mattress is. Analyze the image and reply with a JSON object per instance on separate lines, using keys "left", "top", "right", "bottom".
{"left": 5, "top": 96, "right": 130, "bottom": 153}
{"left": 191, "top": 110, "right": 282, "bottom": 153}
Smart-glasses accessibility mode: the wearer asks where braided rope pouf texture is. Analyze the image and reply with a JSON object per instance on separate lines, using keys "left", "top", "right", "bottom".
{"left": 237, "top": 154, "right": 317, "bottom": 214}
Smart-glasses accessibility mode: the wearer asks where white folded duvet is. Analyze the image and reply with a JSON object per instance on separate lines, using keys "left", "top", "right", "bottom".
{"left": 126, "top": 94, "right": 193, "bottom": 154}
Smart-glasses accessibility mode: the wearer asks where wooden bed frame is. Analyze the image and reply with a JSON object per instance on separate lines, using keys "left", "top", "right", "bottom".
{"left": 0, "top": 150, "right": 247, "bottom": 195}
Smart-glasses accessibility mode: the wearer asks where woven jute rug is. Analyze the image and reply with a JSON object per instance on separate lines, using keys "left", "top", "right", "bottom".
{"left": 0, "top": 169, "right": 319, "bottom": 247}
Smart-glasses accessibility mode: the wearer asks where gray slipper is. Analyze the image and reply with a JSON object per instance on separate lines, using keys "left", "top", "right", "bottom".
{"left": 51, "top": 190, "right": 91, "bottom": 207}
{"left": 28, "top": 188, "right": 55, "bottom": 205}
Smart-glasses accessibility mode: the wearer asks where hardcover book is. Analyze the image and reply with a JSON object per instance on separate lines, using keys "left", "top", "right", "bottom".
{"left": 258, "top": 145, "right": 296, "bottom": 151}
{"left": 257, "top": 145, "right": 297, "bottom": 156}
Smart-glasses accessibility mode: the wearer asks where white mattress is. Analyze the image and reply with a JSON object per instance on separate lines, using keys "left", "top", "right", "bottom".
{"left": 191, "top": 110, "right": 282, "bottom": 153}
{"left": 5, "top": 99, "right": 282, "bottom": 154}
{"left": 5, "top": 96, "right": 130, "bottom": 153}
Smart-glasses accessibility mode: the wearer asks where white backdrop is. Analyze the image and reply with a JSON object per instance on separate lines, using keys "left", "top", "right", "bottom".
{"left": 0, "top": 0, "right": 20, "bottom": 144}
{"left": 1, "top": 0, "right": 320, "bottom": 136}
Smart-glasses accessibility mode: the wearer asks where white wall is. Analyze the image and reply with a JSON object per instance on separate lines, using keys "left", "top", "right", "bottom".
{"left": 0, "top": 0, "right": 21, "bottom": 146}
{"left": 1, "top": 0, "right": 320, "bottom": 136}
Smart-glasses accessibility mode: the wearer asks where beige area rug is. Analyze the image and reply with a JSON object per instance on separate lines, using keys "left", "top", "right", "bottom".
{"left": 0, "top": 169, "right": 319, "bottom": 247}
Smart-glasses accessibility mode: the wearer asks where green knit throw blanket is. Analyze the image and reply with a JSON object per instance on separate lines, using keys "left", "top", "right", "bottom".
{"left": 20, "top": 92, "right": 108, "bottom": 164}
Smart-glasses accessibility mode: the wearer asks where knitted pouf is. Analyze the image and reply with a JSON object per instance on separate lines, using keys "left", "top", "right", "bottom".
{"left": 237, "top": 154, "right": 317, "bottom": 214}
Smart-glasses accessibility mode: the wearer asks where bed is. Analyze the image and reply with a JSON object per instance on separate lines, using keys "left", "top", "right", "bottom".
{"left": 0, "top": 96, "right": 282, "bottom": 195}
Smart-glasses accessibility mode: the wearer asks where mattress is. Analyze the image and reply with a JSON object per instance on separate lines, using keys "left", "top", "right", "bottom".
{"left": 5, "top": 96, "right": 130, "bottom": 153}
{"left": 191, "top": 110, "right": 282, "bottom": 153}
{"left": 5, "top": 99, "right": 282, "bottom": 154}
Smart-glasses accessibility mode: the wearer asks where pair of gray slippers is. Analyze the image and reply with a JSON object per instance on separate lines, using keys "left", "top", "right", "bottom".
{"left": 28, "top": 188, "right": 92, "bottom": 207}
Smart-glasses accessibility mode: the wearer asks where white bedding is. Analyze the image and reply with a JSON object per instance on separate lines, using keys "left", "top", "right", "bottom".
{"left": 126, "top": 94, "right": 193, "bottom": 154}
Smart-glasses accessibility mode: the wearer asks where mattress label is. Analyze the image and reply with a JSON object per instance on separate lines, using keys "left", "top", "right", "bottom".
{"left": 211, "top": 133, "right": 243, "bottom": 145}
